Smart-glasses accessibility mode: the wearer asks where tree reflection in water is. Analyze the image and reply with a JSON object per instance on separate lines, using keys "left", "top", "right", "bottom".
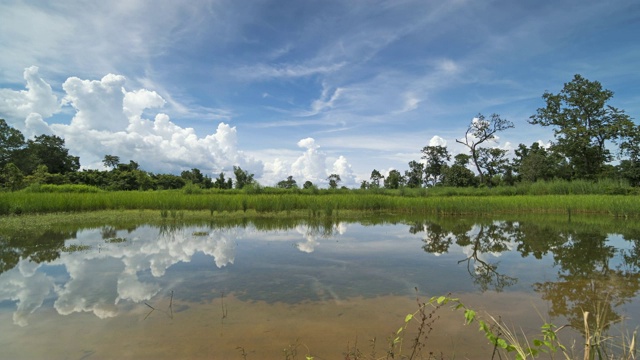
{"left": 416, "top": 219, "right": 518, "bottom": 292}
{"left": 534, "top": 230, "right": 640, "bottom": 336}
{"left": 416, "top": 216, "right": 640, "bottom": 340}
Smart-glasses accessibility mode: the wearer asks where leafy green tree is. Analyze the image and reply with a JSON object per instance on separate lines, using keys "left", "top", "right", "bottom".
{"left": 180, "top": 168, "right": 212, "bottom": 188}
{"left": 327, "top": 174, "right": 341, "bottom": 189}
{"left": 16, "top": 135, "right": 80, "bottom": 175}
{"left": 181, "top": 168, "right": 204, "bottom": 184}
{"left": 153, "top": 173, "right": 186, "bottom": 190}
{"left": 117, "top": 160, "right": 140, "bottom": 172}
{"left": 456, "top": 113, "right": 514, "bottom": 185}
{"left": 441, "top": 154, "right": 477, "bottom": 187}
{"left": 476, "top": 147, "right": 508, "bottom": 186}
{"left": 369, "top": 169, "right": 384, "bottom": 188}
{"left": 277, "top": 175, "right": 298, "bottom": 189}
{"left": 384, "top": 169, "right": 405, "bottom": 189}
{"left": 67, "top": 169, "right": 110, "bottom": 188}
{"left": 405, "top": 160, "right": 424, "bottom": 188}
{"left": 1, "top": 163, "right": 25, "bottom": 191}
{"left": 303, "top": 180, "right": 314, "bottom": 189}
{"left": 233, "top": 166, "right": 254, "bottom": 189}
{"left": 529, "top": 74, "right": 634, "bottom": 180}
{"left": 513, "top": 143, "right": 570, "bottom": 182}
{"left": 212, "top": 172, "right": 231, "bottom": 189}
{"left": 421, "top": 145, "right": 450, "bottom": 186}
{"left": 102, "top": 155, "right": 120, "bottom": 169}
{"left": 618, "top": 125, "right": 640, "bottom": 186}
{"left": 0, "top": 119, "right": 25, "bottom": 168}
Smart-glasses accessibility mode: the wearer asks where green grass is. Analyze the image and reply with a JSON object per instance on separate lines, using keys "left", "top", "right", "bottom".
{"left": 1, "top": 179, "right": 640, "bottom": 217}
{"left": 1, "top": 190, "right": 640, "bottom": 217}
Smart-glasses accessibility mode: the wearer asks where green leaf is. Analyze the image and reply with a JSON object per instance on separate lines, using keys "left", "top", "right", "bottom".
{"left": 437, "top": 296, "right": 447, "bottom": 304}
{"left": 396, "top": 327, "right": 403, "bottom": 335}
{"left": 404, "top": 314, "right": 413, "bottom": 323}
{"left": 533, "top": 339, "right": 542, "bottom": 347}
{"left": 497, "top": 339, "right": 509, "bottom": 349}
{"left": 464, "top": 309, "right": 476, "bottom": 324}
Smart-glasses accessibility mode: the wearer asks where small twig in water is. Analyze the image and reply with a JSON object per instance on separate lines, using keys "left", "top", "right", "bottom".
{"left": 169, "top": 290, "right": 174, "bottom": 319}
{"left": 221, "top": 291, "right": 228, "bottom": 320}
{"left": 143, "top": 303, "right": 156, "bottom": 320}
{"left": 143, "top": 291, "right": 174, "bottom": 320}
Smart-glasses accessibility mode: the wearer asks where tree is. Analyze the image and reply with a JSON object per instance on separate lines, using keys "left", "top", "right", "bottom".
{"left": 303, "top": 180, "right": 314, "bottom": 189}
{"left": 529, "top": 74, "right": 634, "bottom": 180}
{"left": 0, "top": 119, "right": 25, "bottom": 168}
{"left": 213, "top": 172, "right": 232, "bottom": 189}
{"left": 441, "top": 154, "right": 477, "bottom": 187}
{"left": 102, "top": 155, "right": 120, "bottom": 169}
{"left": 618, "top": 125, "right": 640, "bottom": 186}
{"left": 456, "top": 114, "right": 514, "bottom": 185}
{"left": 370, "top": 169, "right": 384, "bottom": 188}
{"left": 277, "top": 175, "right": 298, "bottom": 189}
{"left": 154, "top": 173, "right": 186, "bottom": 190}
{"left": 421, "top": 145, "right": 450, "bottom": 186}
{"left": 117, "top": 160, "right": 140, "bottom": 172}
{"left": 513, "top": 143, "right": 569, "bottom": 182}
{"left": 405, "top": 160, "right": 424, "bottom": 188}
{"left": 327, "top": 174, "right": 341, "bottom": 189}
{"left": 384, "top": 170, "right": 405, "bottom": 189}
{"left": 19, "top": 134, "right": 80, "bottom": 175}
{"left": 181, "top": 168, "right": 212, "bottom": 188}
{"left": 233, "top": 166, "right": 254, "bottom": 189}
{"left": 1, "top": 163, "right": 24, "bottom": 191}
{"left": 476, "top": 147, "right": 509, "bottom": 186}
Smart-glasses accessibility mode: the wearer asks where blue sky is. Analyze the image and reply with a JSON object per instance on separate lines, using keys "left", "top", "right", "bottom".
{"left": 0, "top": 0, "right": 638, "bottom": 187}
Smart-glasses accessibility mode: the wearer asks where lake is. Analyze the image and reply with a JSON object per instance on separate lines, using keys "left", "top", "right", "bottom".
{"left": 1, "top": 214, "right": 639, "bottom": 359}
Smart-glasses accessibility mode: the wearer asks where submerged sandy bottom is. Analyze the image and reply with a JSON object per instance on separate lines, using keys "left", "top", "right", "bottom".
{"left": 1, "top": 290, "right": 562, "bottom": 360}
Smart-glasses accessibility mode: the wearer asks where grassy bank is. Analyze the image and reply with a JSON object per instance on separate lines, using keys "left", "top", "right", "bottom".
{"left": 1, "top": 188, "right": 640, "bottom": 217}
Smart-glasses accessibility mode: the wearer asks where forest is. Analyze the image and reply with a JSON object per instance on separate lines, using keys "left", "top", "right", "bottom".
{"left": 1, "top": 75, "right": 639, "bottom": 193}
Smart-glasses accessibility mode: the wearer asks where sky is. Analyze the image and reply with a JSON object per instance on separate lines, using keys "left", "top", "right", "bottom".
{"left": 0, "top": 0, "right": 638, "bottom": 187}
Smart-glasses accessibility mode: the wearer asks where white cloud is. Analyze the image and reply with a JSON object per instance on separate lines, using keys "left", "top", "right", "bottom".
{"left": 0, "top": 66, "right": 59, "bottom": 122}
{"left": 428, "top": 135, "right": 447, "bottom": 147}
{"left": 0, "top": 69, "right": 264, "bottom": 175}
{"left": 399, "top": 92, "right": 421, "bottom": 113}
{"left": 0, "top": 264, "right": 54, "bottom": 327}
{"left": 291, "top": 138, "right": 330, "bottom": 185}
{"left": 62, "top": 73, "right": 129, "bottom": 132}
{"left": 1, "top": 67, "right": 363, "bottom": 185}
{"left": 332, "top": 156, "right": 357, "bottom": 187}
{"left": 233, "top": 62, "right": 346, "bottom": 81}
{"left": 24, "top": 113, "right": 53, "bottom": 138}
{"left": 307, "top": 85, "right": 345, "bottom": 116}
{"left": 436, "top": 58, "right": 460, "bottom": 74}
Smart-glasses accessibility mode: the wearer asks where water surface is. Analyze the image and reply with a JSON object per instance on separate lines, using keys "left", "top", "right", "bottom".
{"left": 1, "top": 215, "right": 639, "bottom": 359}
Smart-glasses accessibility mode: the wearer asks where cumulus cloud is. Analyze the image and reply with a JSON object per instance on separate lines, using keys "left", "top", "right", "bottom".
{"left": 0, "top": 68, "right": 262, "bottom": 175}
{"left": 0, "top": 264, "right": 54, "bottom": 327}
{"left": 54, "top": 257, "right": 122, "bottom": 319}
{"left": 428, "top": 135, "right": 447, "bottom": 147}
{"left": 1, "top": 67, "right": 360, "bottom": 185}
{"left": 291, "top": 137, "right": 330, "bottom": 184}
{"left": 62, "top": 73, "right": 129, "bottom": 132}
{"left": 332, "top": 156, "right": 356, "bottom": 186}
{"left": 0, "top": 66, "right": 58, "bottom": 122}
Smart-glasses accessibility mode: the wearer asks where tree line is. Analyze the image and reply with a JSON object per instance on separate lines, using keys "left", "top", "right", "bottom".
{"left": 362, "top": 74, "right": 639, "bottom": 189}
{"left": 1, "top": 74, "right": 638, "bottom": 192}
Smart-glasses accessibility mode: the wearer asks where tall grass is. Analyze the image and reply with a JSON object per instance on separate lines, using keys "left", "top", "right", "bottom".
{"left": 2, "top": 188, "right": 640, "bottom": 217}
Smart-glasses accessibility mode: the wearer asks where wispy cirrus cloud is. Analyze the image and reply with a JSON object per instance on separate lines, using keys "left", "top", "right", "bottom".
{"left": 232, "top": 62, "right": 347, "bottom": 81}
